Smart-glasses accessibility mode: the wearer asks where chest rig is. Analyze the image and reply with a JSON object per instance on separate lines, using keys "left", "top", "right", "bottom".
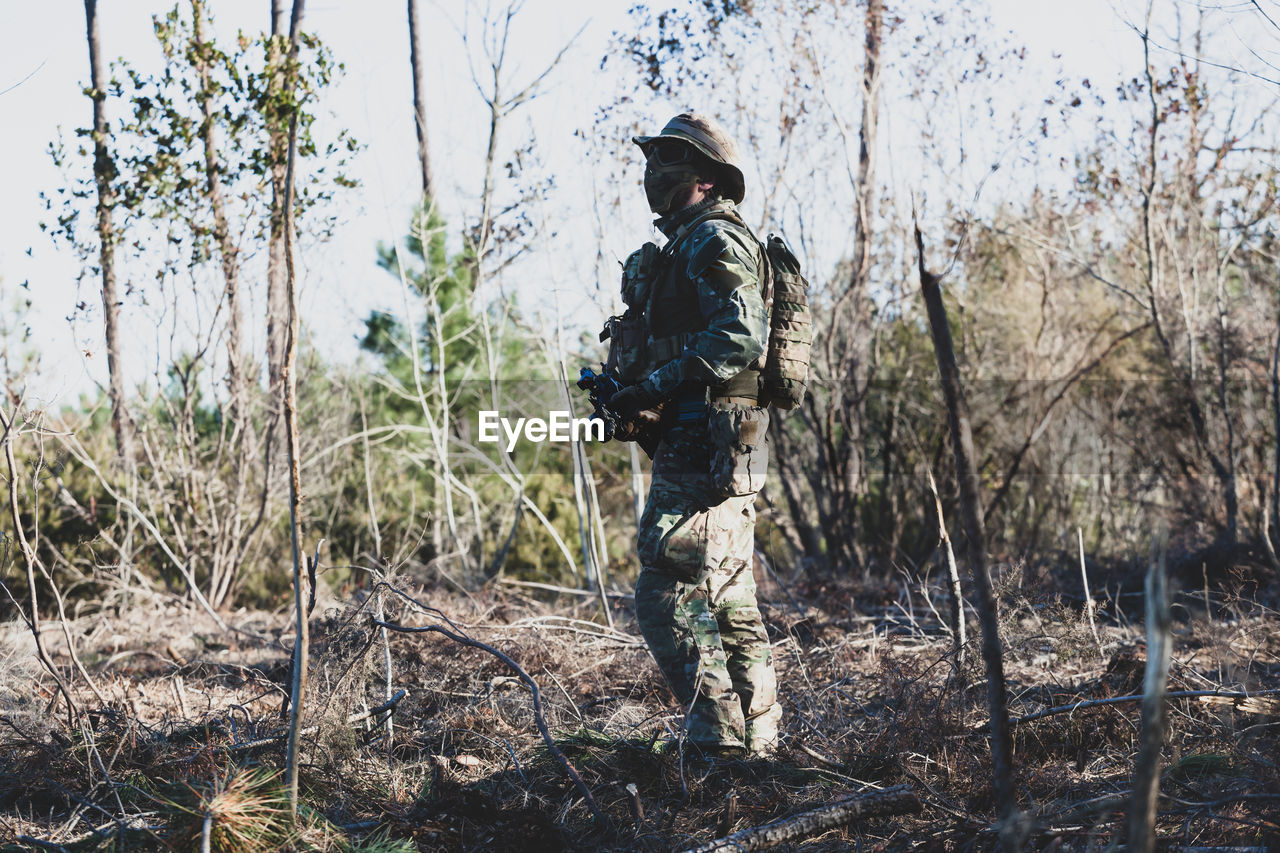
{"left": 601, "top": 206, "right": 762, "bottom": 404}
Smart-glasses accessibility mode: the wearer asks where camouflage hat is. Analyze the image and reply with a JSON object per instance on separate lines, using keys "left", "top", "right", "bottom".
{"left": 634, "top": 113, "right": 746, "bottom": 204}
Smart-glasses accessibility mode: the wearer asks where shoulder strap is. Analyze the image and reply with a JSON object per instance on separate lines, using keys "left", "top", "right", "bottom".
{"left": 660, "top": 206, "right": 753, "bottom": 257}
{"left": 660, "top": 207, "right": 771, "bottom": 309}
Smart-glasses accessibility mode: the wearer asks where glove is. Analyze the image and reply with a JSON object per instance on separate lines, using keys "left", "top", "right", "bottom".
{"left": 610, "top": 384, "right": 659, "bottom": 421}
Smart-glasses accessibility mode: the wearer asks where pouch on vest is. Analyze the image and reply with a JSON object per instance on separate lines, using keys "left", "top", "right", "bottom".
{"left": 645, "top": 207, "right": 812, "bottom": 411}
{"left": 707, "top": 402, "right": 770, "bottom": 497}
{"left": 601, "top": 242, "right": 666, "bottom": 384}
{"left": 622, "top": 241, "right": 663, "bottom": 309}
{"left": 601, "top": 314, "right": 647, "bottom": 383}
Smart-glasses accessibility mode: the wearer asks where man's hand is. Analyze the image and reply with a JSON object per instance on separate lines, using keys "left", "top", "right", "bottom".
{"left": 610, "top": 384, "right": 658, "bottom": 421}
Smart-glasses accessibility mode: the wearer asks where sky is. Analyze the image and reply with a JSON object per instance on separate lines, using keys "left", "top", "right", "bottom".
{"left": 0, "top": 0, "right": 1166, "bottom": 408}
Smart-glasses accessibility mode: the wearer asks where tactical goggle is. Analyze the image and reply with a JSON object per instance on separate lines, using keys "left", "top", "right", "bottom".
{"left": 646, "top": 140, "right": 697, "bottom": 167}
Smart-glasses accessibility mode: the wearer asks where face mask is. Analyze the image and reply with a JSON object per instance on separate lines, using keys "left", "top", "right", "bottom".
{"left": 644, "top": 164, "right": 701, "bottom": 215}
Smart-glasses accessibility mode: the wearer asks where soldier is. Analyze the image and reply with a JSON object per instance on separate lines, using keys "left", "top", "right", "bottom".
{"left": 609, "top": 113, "right": 781, "bottom": 758}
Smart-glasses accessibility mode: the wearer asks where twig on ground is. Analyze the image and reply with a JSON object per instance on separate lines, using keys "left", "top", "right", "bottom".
{"left": 375, "top": 618, "right": 609, "bottom": 827}
{"left": 496, "top": 577, "right": 633, "bottom": 600}
{"left": 796, "top": 742, "right": 844, "bottom": 768}
{"left": 81, "top": 718, "right": 126, "bottom": 817}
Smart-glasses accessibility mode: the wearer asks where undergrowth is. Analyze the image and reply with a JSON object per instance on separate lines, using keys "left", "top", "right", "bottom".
{"left": 1, "top": 561, "right": 1277, "bottom": 851}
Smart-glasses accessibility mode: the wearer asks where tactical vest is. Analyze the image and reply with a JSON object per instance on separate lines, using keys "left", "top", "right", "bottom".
{"left": 605, "top": 204, "right": 763, "bottom": 401}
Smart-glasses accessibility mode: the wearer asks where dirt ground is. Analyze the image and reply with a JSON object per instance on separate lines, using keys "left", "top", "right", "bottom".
{"left": 1, "top": 559, "right": 1278, "bottom": 851}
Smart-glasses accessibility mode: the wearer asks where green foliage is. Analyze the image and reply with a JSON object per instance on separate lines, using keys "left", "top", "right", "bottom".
{"left": 364, "top": 203, "right": 487, "bottom": 398}
{"left": 30, "top": 1, "right": 367, "bottom": 612}
{"left": 158, "top": 765, "right": 294, "bottom": 852}
{"left": 346, "top": 202, "right": 596, "bottom": 585}
{"left": 40, "top": 1, "right": 360, "bottom": 313}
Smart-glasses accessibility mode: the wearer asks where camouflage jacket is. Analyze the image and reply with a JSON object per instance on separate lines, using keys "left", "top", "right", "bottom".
{"left": 636, "top": 198, "right": 768, "bottom": 401}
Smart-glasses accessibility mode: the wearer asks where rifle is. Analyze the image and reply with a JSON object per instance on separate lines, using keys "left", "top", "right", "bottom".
{"left": 577, "top": 365, "right": 664, "bottom": 456}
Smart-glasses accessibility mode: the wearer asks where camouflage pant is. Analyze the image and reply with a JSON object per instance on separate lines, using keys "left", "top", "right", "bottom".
{"left": 634, "top": 407, "right": 781, "bottom": 754}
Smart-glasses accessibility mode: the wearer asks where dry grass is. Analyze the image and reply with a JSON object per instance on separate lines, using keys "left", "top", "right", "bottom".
{"left": 1, "top": 560, "right": 1277, "bottom": 851}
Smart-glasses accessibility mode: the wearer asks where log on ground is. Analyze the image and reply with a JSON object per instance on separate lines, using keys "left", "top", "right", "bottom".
{"left": 679, "top": 784, "right": 921, "bottom": 853}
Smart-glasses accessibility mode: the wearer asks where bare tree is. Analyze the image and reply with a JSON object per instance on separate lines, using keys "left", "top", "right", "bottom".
{"left": 917, "top": 225, "right": 1016, "bottom": 850}
{"left": 83, "top": 0, "right": 132, "bottom": 460}
{"left": 0, "top": 407, "right": 79, "bottom": 726}
{"left": 187, "top": 0, "right": 266, "bottom": 610}
{"left": 829, "top": 0, "right": 882, "bottom": 568}
{"left": 266, "top": 0, "right": 290, "bottom": 392}
{"left": 1133, "top": 5, "right": 1240, "bottom": 543}
{"left": 459, "top": 1, "right": 581, "bottom": 280}
{"left": 190, "top": 0, "right": 246, "bottom": 422}
{"left": 408, "top": 0, "right": 434, "bottom": 202}
{"left": 1271, "top": 318, "right": 1280, "bottom": 560}
{"left": 277, "top": 0, "right": 310, "bottom": 820}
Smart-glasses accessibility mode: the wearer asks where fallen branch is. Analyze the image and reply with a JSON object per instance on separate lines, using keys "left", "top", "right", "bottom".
{"left": 17, "top": 815, "right": 159, "bottom": 851}
{"left": 376, "top": 619, "right": 608, "bottom": 827}
{"left": 678, "top": 784, "right": 921, "bottom": 853}
{"left": 225, "top": 689, "right": 408, "bottom": 753}
{"left": 497, "top": 577, "right": 632, "bottom": 601}
{"left": 987, "top": 688, "right": 1280, "bottom": 732}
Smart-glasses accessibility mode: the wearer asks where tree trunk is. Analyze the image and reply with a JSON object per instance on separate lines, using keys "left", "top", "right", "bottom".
{"left": 407, "top": 0, "right": 434, "bottom": 201}
{"left": 775, "top": 432, "right": 823, "bottom": 559}
{"left": 1128, "top": 530, "right": 1172, "bottom": 853}
{"left": 83, "top": 0, "right": 132, "bottom": 460}
{"left": 916, "top": 225, "right": 1016, "bottom": 850}
{"left": 191, "top": 0, "right": 246, "bottom": 423}
{"left": 831, "top": 0, "right": 882, "bottom": 569}
{"left": 278, "top": 0, "right": 309, "bottom": 821}
{"left": 266, "top": 0, "right": 289, "bottom": 392}
{"left": 192, "top": 0, "right": 254, "bottom": 609}
{"left": 1270, "top": 317, "right": 1280, "bottom": 552}
{"left": 1213, "top": 271, "right": 1239, "bottom": 543}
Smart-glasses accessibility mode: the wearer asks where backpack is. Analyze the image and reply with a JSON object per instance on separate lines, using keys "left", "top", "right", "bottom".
{"left": 757, "top": 233, "right": 812, "bottom": 410}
